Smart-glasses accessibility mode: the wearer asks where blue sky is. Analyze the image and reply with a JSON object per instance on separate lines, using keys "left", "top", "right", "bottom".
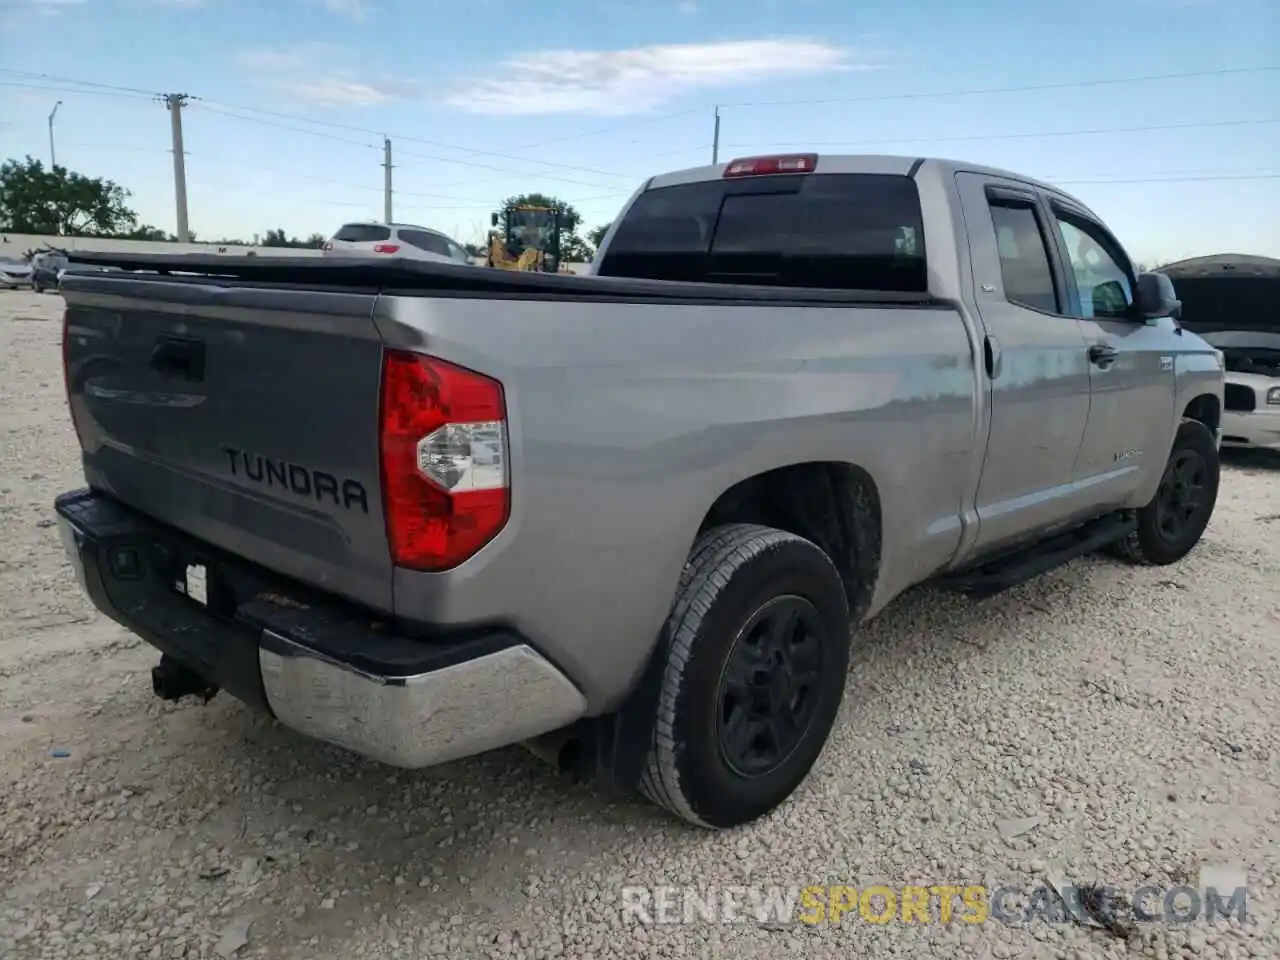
{"left": 1, "top": 0, "right": 1277, "bottom": 261}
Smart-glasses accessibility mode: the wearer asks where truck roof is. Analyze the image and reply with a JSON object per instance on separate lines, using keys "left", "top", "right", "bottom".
{"left": 644, "top": 153, "right": 1103, "bottom": 223}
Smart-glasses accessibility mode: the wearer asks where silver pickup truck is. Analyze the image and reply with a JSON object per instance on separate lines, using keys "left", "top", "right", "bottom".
{"left": 55, "top": 154, "right": 1224, "bottom": 830}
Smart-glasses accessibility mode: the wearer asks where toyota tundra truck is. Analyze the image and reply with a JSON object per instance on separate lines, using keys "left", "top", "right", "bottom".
{"left": 54, "top": 154, "right": 1224, "bottom": 830}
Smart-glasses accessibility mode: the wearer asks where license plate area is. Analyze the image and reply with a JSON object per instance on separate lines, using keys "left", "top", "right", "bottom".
{"left": 151, "top": 542, "right": 230, "bottom": 615}
{"left": 181, "top": 563, "right": 208, "bottom": 606}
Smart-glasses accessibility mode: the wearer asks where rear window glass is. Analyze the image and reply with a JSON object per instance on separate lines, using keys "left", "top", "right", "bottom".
{"left": 398, "top": 229, "right": 451, "bottom": 257}
{"left": 598, "top": 173, "right": 926, "bottom": 292}
{"left": 333, "top": 224, "right": 391, "bottom": 243}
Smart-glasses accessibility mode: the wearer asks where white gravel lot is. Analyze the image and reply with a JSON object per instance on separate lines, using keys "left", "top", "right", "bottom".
{"left": 1, "top": 288, "right": 1278, "bottom": 960}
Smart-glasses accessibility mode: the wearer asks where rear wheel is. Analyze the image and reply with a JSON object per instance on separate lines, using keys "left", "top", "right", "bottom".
{"left": 639, "top": 523, "right": 851, "bottom": 829}
{"left": 1108, "top": 419, "right": 1220, "bottom": 565}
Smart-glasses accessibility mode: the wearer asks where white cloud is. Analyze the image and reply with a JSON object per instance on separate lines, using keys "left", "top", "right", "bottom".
{"left": 676, "top": 0, "right": 699, "bottom": 13}
{"left": 275, "top": 77, "right": 415, "bottom": 107}
{"left": 315, "top": 0, "right": 371, "bottom": 19}
{"left": 29, "top": 0, "right": 89, "bottom": 14}
{"left": 235, "top": 42, "right": 416, "bottom": 108}
{"left": 237, "top": 42, "right": 341, "bottom": 73}
{"left": 441, "top": 37, "right": 883, "bottom": 116}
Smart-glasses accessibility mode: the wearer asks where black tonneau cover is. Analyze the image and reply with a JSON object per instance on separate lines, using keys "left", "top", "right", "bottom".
{"left": 64, "top": 250, "right": 944, "bottom": 307}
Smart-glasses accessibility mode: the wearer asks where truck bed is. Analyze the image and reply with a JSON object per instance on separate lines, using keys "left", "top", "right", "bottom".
{"left": 63, "top": 251, "right": 945, "bottom": 306}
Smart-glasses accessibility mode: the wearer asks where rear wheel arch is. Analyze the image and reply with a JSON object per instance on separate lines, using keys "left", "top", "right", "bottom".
{"left": 695, "top": 461, "right": 883, "bottom": 621}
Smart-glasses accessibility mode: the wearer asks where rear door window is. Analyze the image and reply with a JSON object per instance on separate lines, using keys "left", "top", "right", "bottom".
{"left": 987, "top": 200, "right": 1061, "bottom": 314}
{"left": 598, "top": 173, "right": 927, "bottom": 292}
{"left": 333, "top": 224, "right": 391, "bottom": 243}
{"left": 398, "top": 229, "right": 452, "bottom": 257}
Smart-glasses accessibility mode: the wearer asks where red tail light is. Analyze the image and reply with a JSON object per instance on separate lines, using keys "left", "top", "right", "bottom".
{"left": 723, "top": 154, "right": 818, "bottom": 178}
{"left": 372, "top": 243, "right": 400, "bottom": 254}
{"left": 378, "top": 350, "right": 509, "bottom": 571}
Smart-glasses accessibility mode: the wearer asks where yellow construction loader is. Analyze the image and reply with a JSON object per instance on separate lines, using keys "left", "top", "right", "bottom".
{"left": 486, "top": 203, "right": 567, "bottom": 272}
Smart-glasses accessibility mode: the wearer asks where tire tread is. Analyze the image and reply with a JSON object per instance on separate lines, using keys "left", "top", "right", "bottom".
{"left": 639, "top": 523, "right": 838, "bottom": 828}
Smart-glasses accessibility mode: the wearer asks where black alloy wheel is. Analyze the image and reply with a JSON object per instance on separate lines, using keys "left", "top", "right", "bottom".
{"left": 716, "top": 595, "right": 825, "bottom": 778}
{"left": 1153, "top": 448, "right": 1210, "bottom": 545}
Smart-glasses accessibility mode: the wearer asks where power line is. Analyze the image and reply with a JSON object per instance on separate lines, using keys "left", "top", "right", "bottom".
{"left": 197, "top": 100, "right": 641, "bottom": 181}
{"left": 0, "top": 80, "right": 155, "bottom": 103}
{"left": 1054, "top": 173, "right": 1280, "bottom": 185}
{"left": 286, "top": 172, "right": 496, "bottom": 205}
{"left": 184, "top": 102, "right": 629, "bottom": 190}
{"left": 720, "top": 117, "right": 1280, "bottom": 154}
{"left": 11, "top": 64, "right": 1273, "bottom": 186}
{"left": 718, "top": 64, "right": 1280, "bottom": 108}
{"left": 504, "top": 107, "right": 705, "bottom": 150}
{"left": 189, "top": 102, "right": 381, "bottom": 151}
{"left": 0, "top": 69, "right": 160, "bottom": 98}
{"left": 392, "top": 145, "right": 628, "bottom": 190}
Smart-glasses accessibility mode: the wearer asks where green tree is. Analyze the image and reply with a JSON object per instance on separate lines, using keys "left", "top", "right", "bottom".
{"left": 122, "top": 224, "right": 173, "bottom": 241}
{"left": 0, "top": 156, "right": 140, "bottom": 236}
{"left": 261, "top": 228, "right": 293, "bottom": 247}
{"left": 261, "top": 227, "right": 326, "bottom": 248}
{"left": 587, "top": 222, "right": 611, "bottom": 250}
{"left": 492, "top": 193, "right": 594, "bottom": 263}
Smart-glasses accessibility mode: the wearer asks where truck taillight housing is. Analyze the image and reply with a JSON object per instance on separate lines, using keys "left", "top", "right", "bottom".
{"left": 722, "top": 154, "right": 818, "bottom": 178}
{"left": 378, "top": 350, "right": 509, "bottom": 572}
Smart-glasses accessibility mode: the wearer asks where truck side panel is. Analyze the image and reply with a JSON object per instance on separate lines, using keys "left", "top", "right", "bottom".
{"left": 373, "top": 295, "right": 980, "bottom": 713}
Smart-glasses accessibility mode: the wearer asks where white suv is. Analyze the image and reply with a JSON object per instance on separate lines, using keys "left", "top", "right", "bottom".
{"left": 321, "top": 221, "right": 474, "bottom": 266}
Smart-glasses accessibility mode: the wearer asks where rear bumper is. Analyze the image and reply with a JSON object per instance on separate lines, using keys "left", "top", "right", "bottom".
{"left": 1221, "top": 407, "right": 1280, "bottom": 451}
{"left": 54, "top": 489, "right": 587, "bottom": 768}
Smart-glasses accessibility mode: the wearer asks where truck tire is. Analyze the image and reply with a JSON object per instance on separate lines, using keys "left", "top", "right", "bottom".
{"left": 1108, "top": 418, "right": 1220, "bottom": 566}
{"left": 639, "top": 523, "right": 851, "bottom": 829}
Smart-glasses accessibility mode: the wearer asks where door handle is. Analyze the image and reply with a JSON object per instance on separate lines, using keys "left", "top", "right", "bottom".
{"left": 149, "top": 336, "right": 206, "bottom": 381}
{"left": 984, "top": 334, "right": 1002, "bottom": 379}
{"left": 1088, "top": 343, "right": 1118, "bottom": 369}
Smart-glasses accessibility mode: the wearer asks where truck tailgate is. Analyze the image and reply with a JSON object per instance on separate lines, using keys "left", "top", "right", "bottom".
{"left": 63, "top": 278, "right": 394, "bottom": 612}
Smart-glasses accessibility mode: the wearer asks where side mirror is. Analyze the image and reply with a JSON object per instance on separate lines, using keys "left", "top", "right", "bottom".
{"left": 1134, "top": 271, "right": 1181, "bottom": 321}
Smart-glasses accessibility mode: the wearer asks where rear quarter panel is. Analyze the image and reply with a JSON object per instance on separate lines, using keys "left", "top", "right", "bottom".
{"left": 374, "top": 295, "right": 980, "bottom": 712}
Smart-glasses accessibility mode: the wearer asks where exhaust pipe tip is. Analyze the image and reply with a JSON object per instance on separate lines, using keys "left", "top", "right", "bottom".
{"left": 521, "top": 728, "right": 581, "bottom": 773}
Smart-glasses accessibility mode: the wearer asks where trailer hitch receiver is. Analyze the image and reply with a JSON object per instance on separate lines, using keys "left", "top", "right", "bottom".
{"left": 151, "top": 654, "right": 220, "bottom": 703}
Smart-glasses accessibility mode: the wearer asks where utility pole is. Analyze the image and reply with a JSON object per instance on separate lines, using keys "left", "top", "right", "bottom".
{"left": 382, "top": 137, "right": 393, "bottom": 223}
{"left": 160, "top": 93, "right": 191, "bottom": 243}
{"left": 711, "top": 105, "right": 721, "bottom": 165}
{"left": 48, "top": 100, "right": 62, "bottom": 169}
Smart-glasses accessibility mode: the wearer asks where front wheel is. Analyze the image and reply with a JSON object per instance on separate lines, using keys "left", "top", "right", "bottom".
{"left": 1109, "top": 418, "right": 1220, "bottom": 565}
{"left": 639, "top": 523, "right": 852, "bottom": 829}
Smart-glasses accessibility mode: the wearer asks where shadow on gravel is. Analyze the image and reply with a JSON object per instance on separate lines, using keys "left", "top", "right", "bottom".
{"left": 1221, "top": 448, "right": 1280, "bottom": 473}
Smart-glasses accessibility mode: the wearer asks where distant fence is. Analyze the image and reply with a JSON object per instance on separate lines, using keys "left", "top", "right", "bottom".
{"left": 0, "top": 233, "right": 592, "bottom": 272}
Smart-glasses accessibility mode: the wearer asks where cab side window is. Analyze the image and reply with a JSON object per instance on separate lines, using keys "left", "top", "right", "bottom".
{"left": 1053, "top": 213, "right": 1133, "bottom": 320}
{"left": 987, "top": 199, "right": 1061, "bottom": 314}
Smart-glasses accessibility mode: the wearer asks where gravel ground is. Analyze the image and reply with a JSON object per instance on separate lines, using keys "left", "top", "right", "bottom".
{"left": 2, "top": 288, "right": 1278, "bottom": 960}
